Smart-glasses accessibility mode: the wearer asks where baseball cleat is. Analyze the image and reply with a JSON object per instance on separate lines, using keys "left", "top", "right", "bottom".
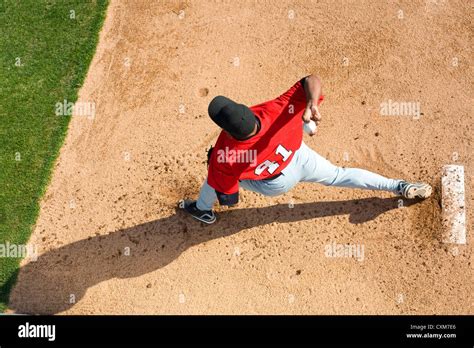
{"left": 179, "top": 199, "right": 216, "bottom": 224}
{"left": 397, "top": 181, "right": 432, "bottom": 199}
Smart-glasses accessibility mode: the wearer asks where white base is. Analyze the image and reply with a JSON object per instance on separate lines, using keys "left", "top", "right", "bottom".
{"left": 441, "top": 165, "right": 466, "bottom": 244}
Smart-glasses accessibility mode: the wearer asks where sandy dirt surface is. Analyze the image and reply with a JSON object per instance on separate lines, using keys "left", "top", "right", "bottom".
{"left": 8, "top": 0, "right": 473, "bottom": 314}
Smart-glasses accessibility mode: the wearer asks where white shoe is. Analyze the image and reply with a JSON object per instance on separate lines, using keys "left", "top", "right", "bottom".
{"left": 398, "top": 181, "right": 432, "bottom": 199}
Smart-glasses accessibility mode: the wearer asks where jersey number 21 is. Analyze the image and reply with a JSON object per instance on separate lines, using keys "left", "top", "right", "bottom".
{"left": 254, "top": 144, "right": 292, "bottom": 176}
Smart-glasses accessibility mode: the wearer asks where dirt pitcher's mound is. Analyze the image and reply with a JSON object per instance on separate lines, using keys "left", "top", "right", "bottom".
{"left": 9, "top": 0, "right": 473, "bottom": 314}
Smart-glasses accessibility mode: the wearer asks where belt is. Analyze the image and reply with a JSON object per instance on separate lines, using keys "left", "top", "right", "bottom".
{"left": 262, "top": 172, "right": 283, "bottom": 181}
{"left": 238, "top": 172, "right": 283, "bottom": 183}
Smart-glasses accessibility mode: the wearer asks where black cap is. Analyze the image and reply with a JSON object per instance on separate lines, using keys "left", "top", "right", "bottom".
{"left": 208, "top": 96, "right": 257, "bottom": 140}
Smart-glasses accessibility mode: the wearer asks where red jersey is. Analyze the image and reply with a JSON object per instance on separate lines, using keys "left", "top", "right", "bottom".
{"left": 207, "top": 79, "right": 323, "bottom": 198}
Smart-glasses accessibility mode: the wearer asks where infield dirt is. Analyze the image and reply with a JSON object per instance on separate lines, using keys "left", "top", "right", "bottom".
{"left": 8, "top": 0, "right": 473, "bottom": 314}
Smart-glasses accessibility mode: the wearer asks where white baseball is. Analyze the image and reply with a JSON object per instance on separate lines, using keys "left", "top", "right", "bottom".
{"left": 303, "top": 120, "right": 317, "bottom": 134}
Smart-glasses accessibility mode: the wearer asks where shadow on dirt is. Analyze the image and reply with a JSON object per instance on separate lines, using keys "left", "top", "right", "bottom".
{"left": 4, "top": 197, "right": 420, "bottom": 314}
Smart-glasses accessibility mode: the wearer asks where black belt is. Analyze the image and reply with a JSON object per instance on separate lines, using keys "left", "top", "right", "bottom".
{"left": 262, "top": 172, "right": 283, "bottom": 181}
{"left": 238, "top": 172, "right": 283, "bottom": 183}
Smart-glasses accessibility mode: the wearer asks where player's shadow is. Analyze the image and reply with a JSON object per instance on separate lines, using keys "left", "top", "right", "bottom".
{"left": 5, "top": 197, "right": 420, "bottom": 314}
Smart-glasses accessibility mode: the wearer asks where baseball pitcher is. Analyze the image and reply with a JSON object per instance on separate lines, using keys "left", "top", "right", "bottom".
{"left": 180, "top": 75, "right": 432, "bottom": 224}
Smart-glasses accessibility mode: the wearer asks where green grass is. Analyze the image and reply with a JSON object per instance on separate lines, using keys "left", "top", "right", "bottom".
{"left": 0, "top": 0, "right": 108, "bottom": 312}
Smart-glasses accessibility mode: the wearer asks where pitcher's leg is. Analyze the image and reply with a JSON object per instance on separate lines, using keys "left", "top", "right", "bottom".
{"left": 299, "top": 143, "right": 401, "bottom": 193}
{"left": 325, "top": 167, "right": 401, "bottom": 192}
{"left": 239, "top": 173, "right": 298, "bottom": 197}
{"left": 196, "top": 180, "right": 217, "bottom": 211}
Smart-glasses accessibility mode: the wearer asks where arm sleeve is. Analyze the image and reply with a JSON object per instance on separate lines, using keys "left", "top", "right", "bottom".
{"left": 215, "top": 190, "right": 239, "bottom": 206}
{"left": 253, "top": 79, "right": 323, "bottom": 118}
{"left": 277, "top": 78, "right": 324, "bottom": 108}
{"left": 270, "top": 79, "right": 324, "bottom": 117}
{"left": 276, "top": 80, "right": 307, "bottom": 111}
